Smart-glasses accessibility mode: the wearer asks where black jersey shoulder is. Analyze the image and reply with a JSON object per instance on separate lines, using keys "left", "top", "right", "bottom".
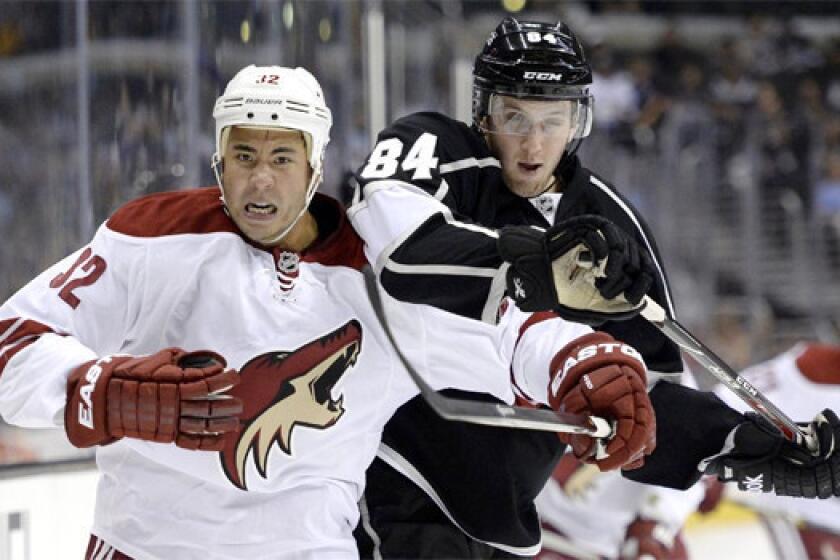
{"left": 354, "top": 111, "right": 506, "bottom": 218}
{"left": 557, "top": 160, "right": 643, "bottom": 234}
{"left": 558, "top": 161, "right": 667, "bottom": 283}
{"left": 381, "top": 111, "right": 489, "bottom": 162}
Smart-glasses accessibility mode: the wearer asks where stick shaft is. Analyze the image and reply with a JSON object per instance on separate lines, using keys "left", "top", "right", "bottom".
{"left": 641, "top": 296, "right": 817, "bottom": 452}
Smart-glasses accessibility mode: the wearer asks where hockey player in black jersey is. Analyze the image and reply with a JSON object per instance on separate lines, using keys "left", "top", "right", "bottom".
{"left": 349, "top": 16, "right": 840, "bottom": 558}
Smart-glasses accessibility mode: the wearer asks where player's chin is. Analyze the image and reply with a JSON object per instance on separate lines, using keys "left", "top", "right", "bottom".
{"left": 509, "top": 178, "right": 548, "bottom": 199}
{"left": 257, "top": 223, "right": 291, "bottom": 243}
{"left": 237, "top": 218, "right": 285, "bottom": 244}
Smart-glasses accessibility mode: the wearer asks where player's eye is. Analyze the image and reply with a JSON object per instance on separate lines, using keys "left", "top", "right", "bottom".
{"left": 543, "top": 118, "right": 568, "bottom": 132}
{"left": 235, "top": 152, "right": 254, "bottom": 163}
{"left": 500, "top": 111, "right": 532, "bottom": 133}
{"left": 502, "top": 111, "right": 526, "bottom": 125}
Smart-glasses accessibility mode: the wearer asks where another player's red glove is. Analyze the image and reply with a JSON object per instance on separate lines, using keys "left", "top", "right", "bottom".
{"left": 65, "top": 348, "right": 242, "bottom": 451}
{"left": 549, "top": 331, "right": 655, "bottom": 471}
{"left": 620, "top": 517, "right": 688, "bottom": 560}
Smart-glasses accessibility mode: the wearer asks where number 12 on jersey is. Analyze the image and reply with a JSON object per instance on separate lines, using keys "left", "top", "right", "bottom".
{"left": 360, "top": 133, "right": 439, "bottom": 181}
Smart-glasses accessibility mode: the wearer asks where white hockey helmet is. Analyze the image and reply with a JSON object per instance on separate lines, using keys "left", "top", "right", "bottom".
{"left": 212, "top": 64, "right": 332, "bottom": 192}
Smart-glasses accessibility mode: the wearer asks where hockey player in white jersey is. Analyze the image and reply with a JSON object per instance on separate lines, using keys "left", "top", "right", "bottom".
{"left": 0, "top": 65, "right": 658, "bottom": 559}
{"left": 535, "top": 454, "right": 701, "bottom": 559}
{"left": 698, "top": 343, "right": 840, "bottom": 559}
{"left": 535, "top": 374, "right": 707, "bottom": 560}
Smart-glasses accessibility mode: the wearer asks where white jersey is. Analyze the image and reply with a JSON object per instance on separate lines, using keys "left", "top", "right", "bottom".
{"left": 714, "top": 343, "right": 840, "bottom": 532}
{"left": 0, "top": 188, "right": 591, "bottom": 559}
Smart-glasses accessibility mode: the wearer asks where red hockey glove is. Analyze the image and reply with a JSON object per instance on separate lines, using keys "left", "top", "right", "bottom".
{"left": 620, "top": 517, "right": 687, "bottom": 560}
{"left": 65, "top": 348, "right": 242, "bottom": 451}
{"left": 549, "top": 332, "right": 655, "bottom": 471}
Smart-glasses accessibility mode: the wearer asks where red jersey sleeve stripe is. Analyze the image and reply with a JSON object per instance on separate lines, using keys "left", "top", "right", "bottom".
{"left": 0, "top": 317, "right": 25, "bottom": 346}
{"left": 0, "top": 318, "right": 57, "bottom": 376}
{"left": 509, "top": 310, "right": 561, "bottom": 405}
{"left": 516, "top": 311, "right": 560, "bottom": 343}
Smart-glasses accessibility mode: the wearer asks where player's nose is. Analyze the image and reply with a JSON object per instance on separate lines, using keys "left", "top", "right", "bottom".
{"left": 521, "top": 127, "right": 545, "bottom": 156}
{"left": 249, "top": 163, "right": 275, "bottom": 190}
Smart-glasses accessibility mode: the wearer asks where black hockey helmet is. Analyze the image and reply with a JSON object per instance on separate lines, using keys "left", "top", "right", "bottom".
{"left": 473, "top": 17, "right": 593, "bottom": 155}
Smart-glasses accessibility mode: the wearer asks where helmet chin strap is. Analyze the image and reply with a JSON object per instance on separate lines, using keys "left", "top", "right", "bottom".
{"left": 211, "top": 153, "right": 323, "bottom": 247}
{"left": 530, "top": 175, "right": 559, "bottom": 198}
{"left": 261, "top": 169, "right": 322, "bottom": 246}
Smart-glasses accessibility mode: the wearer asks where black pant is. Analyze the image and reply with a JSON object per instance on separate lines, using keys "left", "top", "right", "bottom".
{"left": 354, "top": 457, "right": 529, "bottom": 559}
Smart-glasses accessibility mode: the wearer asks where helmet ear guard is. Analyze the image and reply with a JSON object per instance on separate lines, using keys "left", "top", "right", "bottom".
{"left": 582, "top": 104, "right": 593, "bottom": 137}
{"left": 575, "top": 97, "right": 593, "bottom": 139}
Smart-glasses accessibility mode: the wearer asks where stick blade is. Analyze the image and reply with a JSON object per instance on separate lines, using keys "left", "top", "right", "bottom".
{"left": 424, "top": 391, "right": 609, "bottom": 435}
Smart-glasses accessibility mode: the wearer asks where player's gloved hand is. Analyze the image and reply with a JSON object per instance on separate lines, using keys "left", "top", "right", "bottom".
{"left": 702, "top": 409, "right": 840, "bottom": 498}
{"left": 497, "top": 215, "right": 654, "bottom": 325}
{"left": 65, "top": 348, "right": 242, "bottom": 451}
{"left": 548, "top": 331, "right": 655, "bottom": 471}
{"left": 620, "top": 517, "right": 687, "bottom": 560}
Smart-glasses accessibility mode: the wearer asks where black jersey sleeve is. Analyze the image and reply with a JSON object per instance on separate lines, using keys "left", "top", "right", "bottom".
{"left": 623, "top": 382, "right": 746, "bottom": 489}
{"left": 348, "top": 112, "right": 508, "bottom": 322}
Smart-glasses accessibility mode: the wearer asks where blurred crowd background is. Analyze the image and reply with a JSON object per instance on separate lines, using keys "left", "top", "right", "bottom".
{"left": 1, "top": 0, "right": 839, "bottom": 466}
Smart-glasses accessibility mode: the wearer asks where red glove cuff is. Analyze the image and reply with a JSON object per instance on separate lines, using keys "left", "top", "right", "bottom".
{"left": 548, "top": 331, "right": 647, "bottom": 408}
{"left": 65, "top": 355, "right": 132, "bottom": 448}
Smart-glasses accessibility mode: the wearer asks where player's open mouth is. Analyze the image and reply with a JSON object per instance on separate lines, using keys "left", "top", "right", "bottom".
{"left": 518, "top": 163, "right": 541, "bottom": 173}
{"left": 245, "top": 203, "right": 277, "bottom": 216}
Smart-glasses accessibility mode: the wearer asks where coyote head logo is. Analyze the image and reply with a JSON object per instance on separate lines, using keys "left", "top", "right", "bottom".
{"left": 220, "top": 320, "right": 362, "bottom": 489}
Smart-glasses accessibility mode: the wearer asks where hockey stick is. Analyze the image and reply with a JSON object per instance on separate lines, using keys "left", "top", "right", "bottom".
{"left": 640, "top": 296, "right": 819, "bottom": 453}
{"left": 362, "top": 267, "right": 612, "bottom": 437}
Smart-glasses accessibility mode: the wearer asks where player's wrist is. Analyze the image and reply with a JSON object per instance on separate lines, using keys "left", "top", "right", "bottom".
{"left": 497, "top": 226, "right": 557, "bottom": 312}
{"left": 65, "top": 355, "right": 130, "bottom": 448}
{"left": 621, "top": 517, "right": 680, "bottom": 560}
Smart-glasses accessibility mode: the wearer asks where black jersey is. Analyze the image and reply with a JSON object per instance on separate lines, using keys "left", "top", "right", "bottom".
{"left": 351, "top": 111, "right": 680, "bottom": 373}
{"left": 348, "top": 112, "right": 742, "bottom": 552}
